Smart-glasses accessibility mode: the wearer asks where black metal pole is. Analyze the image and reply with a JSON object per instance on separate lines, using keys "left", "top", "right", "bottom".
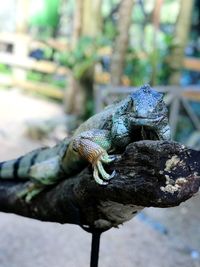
{"left": 90, "top": 231, "right": 102, "bottom": 267}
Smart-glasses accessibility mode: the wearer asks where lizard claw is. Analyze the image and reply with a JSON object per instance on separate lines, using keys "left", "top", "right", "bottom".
{"left": 93, "top": 166, "right": 108, "bottom": 185}
{"left": 110, "top": 170, "right": 116, "bottom": 179}
{"left": 100, "top": 154, "right": 116, "bottom": 163}
{"left": 97, "top": 158, "right": 115, "bottom": 181}
{"left": 73, "top": 136, "right": 117, "bottom": 185}
{"left": 17, "top": 182, "right": 45, "bottom": 202}
{"left": 92, "top": 155, "right": 116, "bottom": 185}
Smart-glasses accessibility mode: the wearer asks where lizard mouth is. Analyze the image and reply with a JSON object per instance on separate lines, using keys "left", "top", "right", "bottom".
{"left": 131, "top": 126, "right": 161, "bottom": 142}
{"left": 129, "top": 116, "right": 170, "bottom": 142}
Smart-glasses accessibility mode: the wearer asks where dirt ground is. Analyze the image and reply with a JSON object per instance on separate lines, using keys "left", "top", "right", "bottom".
{"left": 0, "top": 89, "right": 199, "bottom": 267}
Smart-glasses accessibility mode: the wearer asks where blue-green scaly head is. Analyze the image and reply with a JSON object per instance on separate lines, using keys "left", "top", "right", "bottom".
{"left": 131, "top": 84, "right": 166, "bottom": 119}
{"left": 129, "top": 84, "right": 171, "bottom": 140}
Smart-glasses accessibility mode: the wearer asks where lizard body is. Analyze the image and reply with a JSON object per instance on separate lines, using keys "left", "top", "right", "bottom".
{"left": 0, "top": 85, "right": 171, "bottom": 200}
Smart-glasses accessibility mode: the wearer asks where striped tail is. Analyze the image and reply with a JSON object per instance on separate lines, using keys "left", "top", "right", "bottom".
{"left": 0, "top": 148, "right": 47, "bottom": 180}
{"left": 0, "top": 138, "right": 69, "bottom": 180}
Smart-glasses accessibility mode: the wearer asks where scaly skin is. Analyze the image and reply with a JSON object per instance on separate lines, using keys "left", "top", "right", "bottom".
{"left": 0, "top": 85, "right": 171, "bottom": 200}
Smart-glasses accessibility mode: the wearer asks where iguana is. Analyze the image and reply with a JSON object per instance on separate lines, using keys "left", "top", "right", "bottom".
{"left": 0, "top": 85, "right": 171, "bottom": 201}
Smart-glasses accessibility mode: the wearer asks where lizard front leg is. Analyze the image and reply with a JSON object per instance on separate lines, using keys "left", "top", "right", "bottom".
{"left": 111, "top": 96, "right": 133, "bottom": 148}
{"left": 72, "top": 130, "right": 116, "bottom": 185}
{"left": 111, "top": 116, "right": 131, "bottom": 148}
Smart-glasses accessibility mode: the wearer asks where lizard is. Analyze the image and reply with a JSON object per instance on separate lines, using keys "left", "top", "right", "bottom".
{"left": 0, "top": 85, "right": 171, "bottom": 201}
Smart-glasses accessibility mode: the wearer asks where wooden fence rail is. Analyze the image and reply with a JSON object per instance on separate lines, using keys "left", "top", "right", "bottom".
{"left": 0, "top": 32, "right": 200, "bottom": 98}
{"left": 0, "top": 32, "right": 69, "bottom": 100}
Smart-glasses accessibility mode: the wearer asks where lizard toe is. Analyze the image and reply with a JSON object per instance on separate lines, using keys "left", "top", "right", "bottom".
{"left": 17, "top": 182, "right": 45, "bottom": 203}
{"left": 110, "top": 170, "right": 116, "bottom": 179}
{"left": 100, "top": 153, "right": 116, "bottom": 164}
{"left": 96, "top": 161, "right": 115, "bottom": 181}
{"left": 93, "top": 166, "right": 108, "bottom": 185}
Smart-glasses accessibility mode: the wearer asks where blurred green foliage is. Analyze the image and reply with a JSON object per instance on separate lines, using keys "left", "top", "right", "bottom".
{"left": 56, "top": 36, "right": 104, "bottom": 79}
{"left": 124, "top": 34, "right": 173, "bottom": 86}
{"left": 176, "top": 114, "right": 195, "bottom": 143}
{"left": 27, "top": 0, "right": 179, "bottom": 86}
{"left": 0, "top": 64, "right": 11, "bottom": 74}
{"left": 103, "top": 20, "right": 118, "bottom": 41}
{"left": 125, "top": 50, "right": 150, "bottom": 86}
{"left": 29, "top": 0, "right": 60, "bottom": 35}
{"left": 27, "top": 71, "right": 66, "bottom": 89}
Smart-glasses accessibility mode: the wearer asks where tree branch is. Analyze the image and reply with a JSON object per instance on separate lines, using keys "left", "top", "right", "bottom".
{"left": 0, "top": 141, "right": 199, "bottom": 230}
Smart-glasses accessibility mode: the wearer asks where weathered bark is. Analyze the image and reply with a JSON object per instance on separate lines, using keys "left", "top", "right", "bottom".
{"left": 110, "top": 0, "right": 134, "bottom": 86}
{"left": 0, "top": 141, "right": 199, "bottom": 231}
{"left": 168, "top": 0, "right": 194, "bottom": 85}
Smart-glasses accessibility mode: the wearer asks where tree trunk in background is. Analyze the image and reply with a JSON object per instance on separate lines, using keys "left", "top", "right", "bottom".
{"left": 79, "top": 0, "right": 102, "bottom": 119}
{"left": 110, "top": 0, "right": 134, "bottom": 86}
{"left": 72, "top": 0, "right": 83, "bottom": 47}
{"left": 168, "top": 0, "right": 194, "bottom": 85}
{"left": 14, "top": 0, "right": 29, "bottom": 84}
{"left": 64, "top": 0, "right": 102, "bottom": 119}
{"left": 64, "top": 0, "right": 83, "bottom": 115}
{"left": 151, "top": 0, "right": 163, "bottom": 86}
{"left": 82, "top": 0, "right": 102, "bottom": 36}
{"left": 16, "top": 0, "right": 29, "bottom": 33}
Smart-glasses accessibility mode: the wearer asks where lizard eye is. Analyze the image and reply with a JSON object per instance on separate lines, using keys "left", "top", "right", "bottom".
{"left": 157, "top": 100, "right": 167, "bottom": 113}
{"left": 125, "top": 96, "right": 134, "bottom": 113}
{"left": 129, "top": 98, "right": 135, "bottom": 112}
{"left": 157, "top": 100, "right": 163, "bottom": 107}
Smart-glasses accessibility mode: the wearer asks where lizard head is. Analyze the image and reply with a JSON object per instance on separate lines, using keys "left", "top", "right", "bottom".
{"left": 129, "top": 84, "right": 171, "bottom": 141}
{"left": 130, "top": 84, "right": 166, "bottom": 119}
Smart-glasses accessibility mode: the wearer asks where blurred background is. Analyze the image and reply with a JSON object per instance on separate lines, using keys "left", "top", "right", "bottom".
{"left": 0, "top": 0, "right": 199, "bottom": 266}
